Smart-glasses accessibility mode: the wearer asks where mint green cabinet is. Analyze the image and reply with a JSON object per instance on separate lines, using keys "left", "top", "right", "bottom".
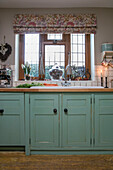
{"left": 28, "top": 92, "right": 113, "bottom": 155}
{"left": 30, "top": 94, "right": 59, "bottom": 148}
{"left": 29, "top": 93, "right": 91, "bottom": 151}
{"left": 1, "top": 92, "right": 113, "bottom": 154}
{"left": 95, "top": 94, "right": 113, "bottom": 147}
{"left": 62, "top": 94, "right": 91, "bottom": 147}
{"left": 0, "top": 93, "right": 25, "bottom": 146}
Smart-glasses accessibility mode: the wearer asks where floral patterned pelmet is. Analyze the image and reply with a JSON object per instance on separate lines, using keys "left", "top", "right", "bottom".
{"left": 13, "top": 14, "right": 97, "bottom": 34}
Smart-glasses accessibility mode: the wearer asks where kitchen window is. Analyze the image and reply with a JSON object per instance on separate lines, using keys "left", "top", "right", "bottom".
{"left": 16, "top": 33, "right": 92, "bottom": 80}
{"left": 25, "top": 34, "right": 39, "bottom": 77}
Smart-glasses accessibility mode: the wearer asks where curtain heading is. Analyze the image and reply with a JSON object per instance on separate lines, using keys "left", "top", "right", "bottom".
{"left": 13, "top": 14, "right": 97, "bottom": 34}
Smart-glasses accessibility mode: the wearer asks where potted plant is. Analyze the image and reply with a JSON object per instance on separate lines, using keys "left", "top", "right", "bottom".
{"left": 21, "top": 62, "right": 31, "bottom": 80}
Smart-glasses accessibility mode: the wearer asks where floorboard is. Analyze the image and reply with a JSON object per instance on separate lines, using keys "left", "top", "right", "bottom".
{"left": 0, "top": 152, "right": 113, "bottom": 170}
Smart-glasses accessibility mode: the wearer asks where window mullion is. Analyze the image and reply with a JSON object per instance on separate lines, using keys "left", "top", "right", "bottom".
{"left": 39, "top": 34, "right": 46, "bottom": 79}
{"left": 85, "top": 34, "right": 91, "bottom": 74}
{"left": 19, "top": 34, "right": 25, "bottom": 80}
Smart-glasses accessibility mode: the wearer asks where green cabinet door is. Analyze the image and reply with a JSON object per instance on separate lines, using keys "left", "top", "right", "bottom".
{"left": 30, "top": 93, "right": 59, "bottom": 148}
{"left": 62, "top": 94, "right": 91, "bottom": 147}
{"left": 95, "top": 94, "right": 113, "bottom": 147}
{"left": 0, "top": 93, "right": 25, "bottom": 146}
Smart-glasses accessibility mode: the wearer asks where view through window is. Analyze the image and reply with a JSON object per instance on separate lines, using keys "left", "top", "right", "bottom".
{"left": 25, "top": 34, "right": 39, "bottom": 77}
{"left": 47, "top": 34, "right": 62, "bottom": 40}
{"left": 24, "top": 33, "right": 87, "bottom": 79}
{"left": 71, "top": 34, "right": 85, "bottom": 68}
{"left": 45, "top": 45, "right": 65, "bottom": 79}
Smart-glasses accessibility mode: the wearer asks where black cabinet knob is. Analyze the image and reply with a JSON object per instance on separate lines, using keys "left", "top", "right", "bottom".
{"left": 53, "top": 108, "right": 57, "bottom": 114}
{"left": 64, "top": 108, "right": 68, "bottom": 114}
{"left": 0, "top": 109, "right": 4, "bottom": 115}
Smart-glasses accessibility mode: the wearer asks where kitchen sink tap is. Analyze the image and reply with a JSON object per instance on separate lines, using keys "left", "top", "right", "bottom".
{"left": 61, "top": 80, "right": 71, "bottom": 86}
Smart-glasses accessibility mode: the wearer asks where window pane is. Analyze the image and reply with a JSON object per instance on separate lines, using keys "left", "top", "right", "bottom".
{"left": 72, "top": 45, "right": 77, "bottom": 52}
{"left": 25, "top": 34, "right": 39, "bottom": 77}
{"left": 78, "top": 45, "right": 83, "bottom": 52}
{"left": 72, "top": 53, "right": 77, "bottom": 62}
{"left": 78, "top": 35, "right": 83, "bottom": 44}
{"left": 78, "top": 54, "right": 83, "bottom": 61}
{"left": 47, "top": 34, "right": 62, "bottom": 40}
{"left": 83, "top": 46, "right": 85, "bottom": 52}
{"left": 72, "top": 35, "right": 77, "bottom": 43}
{"left": 82, "top": 54, "right": 85, "bottom": 62}
{"left": 78, "top": 62, "right": 83, "bottom": 67}
{"left": 83, "top": 35, "right": 85, "bottom": 44}
{"left": 45, "top": 45, "right": 65, "bottom": 79}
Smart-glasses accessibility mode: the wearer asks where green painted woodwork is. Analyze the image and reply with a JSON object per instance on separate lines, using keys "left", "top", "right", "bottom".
{"left": 25, "top": 93, "right": 30, "bottom": 155}
{"left": 0, "top": 93, "right": 25, "bottom": 146}
{"left": 62, "top": 94, "right": 91, "bottom": 147}
{"left": 95, "top": 94, "right": 113, "bottom": 147}
{"left": 29, "top": 92, "right": 113, "bottom": 153}
{"left": 30, "top": 93, "right": 59, "bottom": 148}
{"left": 1, "top": 92, "right": 113, "bottom": 155}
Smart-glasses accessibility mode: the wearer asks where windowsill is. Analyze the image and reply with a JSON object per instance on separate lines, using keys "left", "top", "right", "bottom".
{"left": 14, "top": 80, "right": 94, "bottom": 82}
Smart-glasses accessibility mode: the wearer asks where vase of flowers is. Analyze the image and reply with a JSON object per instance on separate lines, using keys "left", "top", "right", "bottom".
{"left": 21, "top": 62, "right": 31, "bottom": 81}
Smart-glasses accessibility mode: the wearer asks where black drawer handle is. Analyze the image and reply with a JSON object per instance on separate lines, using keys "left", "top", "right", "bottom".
{"left": 0, "top": 109, "right": 4, "bottom": 115}
{"left": 64, "top": 108, "right": 68, "bottom": 114}
{"left": 53, "top": 108, "right": 57, "bottom": 114}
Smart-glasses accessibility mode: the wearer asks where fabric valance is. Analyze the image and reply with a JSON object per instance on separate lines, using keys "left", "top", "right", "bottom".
{"left": 13, "top": 14, "right": 97, "bottom": 34}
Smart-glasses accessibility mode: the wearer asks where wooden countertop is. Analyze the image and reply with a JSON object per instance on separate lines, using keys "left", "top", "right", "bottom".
{"left": 0, "top": 87, "right": 113, "bottom": 92}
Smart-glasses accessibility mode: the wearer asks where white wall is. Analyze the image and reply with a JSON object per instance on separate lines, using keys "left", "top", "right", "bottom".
{"left": 0, "top": 8, "right": 113, "bottom": 65}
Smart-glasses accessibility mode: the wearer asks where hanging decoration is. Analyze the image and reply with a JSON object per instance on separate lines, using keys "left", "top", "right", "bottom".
{"left": 0, "top": 36, "right": 12, "bottom": 62}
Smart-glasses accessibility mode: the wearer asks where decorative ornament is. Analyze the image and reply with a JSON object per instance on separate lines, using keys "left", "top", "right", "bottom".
{"left": 66, "top": 52, "right": 72, "bottom": 80}
{"left": 0, "top": 36, "right": 12, "bottom": 62}
{"left": 101, "top": 58, "right": 109, "bottom": 67}
{"left": 49, "top": 63, "right": 63, "bottom": 80}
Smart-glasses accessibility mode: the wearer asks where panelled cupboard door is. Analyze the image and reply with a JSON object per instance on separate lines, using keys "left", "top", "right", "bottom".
{"left": 0, "top": 93, "right": 25, "bottom": 145}
{"left": 30, "top": 94, "right": 59, "bottom": 148}
{"left": 95, "top": 94, "right": 113, "bottom": 147}
{"left": 62, "top": 94, "right": 91, "bottom": 147}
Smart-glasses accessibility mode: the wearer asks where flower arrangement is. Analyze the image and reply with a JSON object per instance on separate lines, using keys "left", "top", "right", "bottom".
{"left": 21, "top": 62, "right": 31, "bottom": 75}
{"left": 21, "top": 62, "right": 31, "bottom": 80}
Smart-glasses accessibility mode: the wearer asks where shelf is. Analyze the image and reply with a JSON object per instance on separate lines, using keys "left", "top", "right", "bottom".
{"left": 102, "top": 51, "right": 113, "bottom": 59}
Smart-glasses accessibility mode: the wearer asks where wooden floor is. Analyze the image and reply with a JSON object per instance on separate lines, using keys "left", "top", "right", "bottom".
{"left": 0, "top": 152, "right": 113, "bottom": 170}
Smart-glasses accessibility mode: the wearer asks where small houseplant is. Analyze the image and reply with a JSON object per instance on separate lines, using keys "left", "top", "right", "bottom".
{"left": 21, "top": 62, "right": 31, "bottom": 80}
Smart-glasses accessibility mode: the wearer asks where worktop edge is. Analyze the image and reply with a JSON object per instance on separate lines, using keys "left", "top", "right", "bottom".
{"left": 0, "top": 88, "right": 113, "bottom": 92}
